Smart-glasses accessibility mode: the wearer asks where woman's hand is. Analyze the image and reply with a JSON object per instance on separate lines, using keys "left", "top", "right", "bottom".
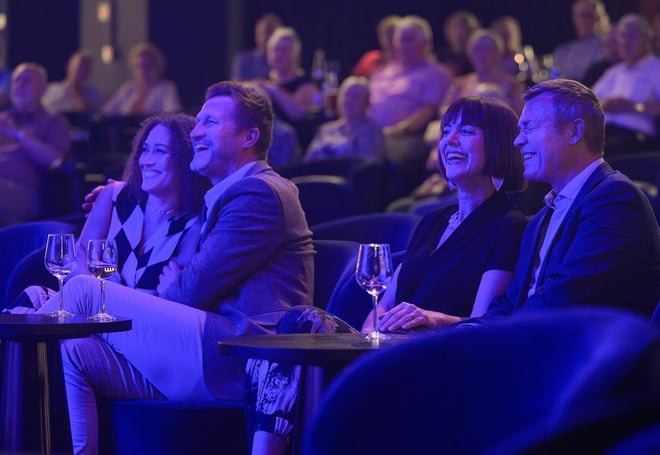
{"left": 378, "top": 302, "right": 461, "bottom": 332}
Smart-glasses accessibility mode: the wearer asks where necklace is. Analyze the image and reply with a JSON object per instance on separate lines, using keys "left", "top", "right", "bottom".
{"left": 447, "top": 210, "right": 464, "bottom": 230}
{"left": 147, "top": 203, "right": 181, "bottom": 217}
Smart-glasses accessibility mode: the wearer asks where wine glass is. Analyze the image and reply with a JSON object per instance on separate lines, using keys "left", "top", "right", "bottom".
{"left": 87, "top": 239, "right": 118, "bottom": 321}
{"left": 355, "top": 243, "right": 394, "bottom": 341}
{"left": 44, "top": 233, "right": 77, "bottom": 318}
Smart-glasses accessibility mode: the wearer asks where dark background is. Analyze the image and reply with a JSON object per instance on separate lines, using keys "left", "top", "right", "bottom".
{"left": 3, "top": 0, "right": 649, "bottom": 111}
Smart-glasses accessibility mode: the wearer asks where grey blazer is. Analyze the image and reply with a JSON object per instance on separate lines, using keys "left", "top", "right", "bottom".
{"left": 162, "top": 160, "right": 315, "bottom": 400}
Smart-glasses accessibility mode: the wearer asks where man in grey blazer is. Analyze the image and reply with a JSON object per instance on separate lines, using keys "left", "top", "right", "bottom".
{"left": 483, "top": 78, "right": 660, "bottom": 320}
{"left": 38, "top": 81, "right": 314, "bottom": 454}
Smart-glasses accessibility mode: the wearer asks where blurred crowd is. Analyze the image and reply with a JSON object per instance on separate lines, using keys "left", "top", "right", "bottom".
{"left": 0, "top": 0, "right": 659, "bottom": 226}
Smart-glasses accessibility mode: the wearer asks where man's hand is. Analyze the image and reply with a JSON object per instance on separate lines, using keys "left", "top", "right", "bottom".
{"left": 81, "top": 179, "right": 116, "bottom": 212}
{"left": 157, "top": 259, "right": 182, "bottom": 296}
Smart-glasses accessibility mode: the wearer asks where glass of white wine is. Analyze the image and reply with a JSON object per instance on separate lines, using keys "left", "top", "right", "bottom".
{"left": 44, "top": 233, "right": 77, "bottom": 318}
{"left": 355, "top": 243, "right": 394, "bottom": 341}
{"left": 87, "top": 239, "right": 118, "bottom": 322}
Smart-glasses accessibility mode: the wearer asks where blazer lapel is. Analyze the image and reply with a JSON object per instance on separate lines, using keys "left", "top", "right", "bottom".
{"left": 515, "top": 206, "right": 552, "bottom": 309}
{"left": 534, "top": 161, "right": 614, "bottom": 288}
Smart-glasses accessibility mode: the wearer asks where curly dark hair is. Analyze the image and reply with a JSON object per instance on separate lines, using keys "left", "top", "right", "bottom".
{"left": 123, "top": 113, "right": 210, "bottom": 216}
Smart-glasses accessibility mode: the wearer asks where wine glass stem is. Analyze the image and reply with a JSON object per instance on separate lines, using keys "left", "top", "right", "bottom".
{"left": 371, "top": 294, "right": 378, "bottom": 333}
{"left": 58, "top": 278, "right": 64, "bottom": 312}
{"left": 100, "top": 279, "right": 107, "bottom": 314}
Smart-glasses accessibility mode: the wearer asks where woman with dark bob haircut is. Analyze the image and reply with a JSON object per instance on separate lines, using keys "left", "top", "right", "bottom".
{"left": 5, "top": 114, "right": 209, "bottom": 313}
{"left": 248, "top": 96, "right": 529, "bottom": 454}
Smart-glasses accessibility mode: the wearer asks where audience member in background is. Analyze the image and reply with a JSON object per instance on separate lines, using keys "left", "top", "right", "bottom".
{"left": 444, "top": 29, "right": 525, "bottom": 115}
{"left": 0, "top": 38, "right": 12, "bottom": 111}
{"left": 231, "top": 13, "right": 282, "bottom": 81}
{"left": 4, "top": 114, "right": 209, "bottom": 313}
{"left": 472, "top": 79, "right": 659, "bottom": 322}
{"left": 551, "top": 0, "right": 609, "bottom": 83}
{"left": 369, "top": 15, "right": 451, "bottom": 196}
{"left": 249, "top": 96, "right": 528, "bottom": 455}
{"left": 437, "top": 10, "right": 481, "bottom": 77}
{"left": 42, "top": 50, "right": 102, "bottom": 114}
{"left": 592, "top": 13, "right": 660, "bottom": 155}
{"left": 252, "top": 27, "right": 319, "bottom": 150}
{"left": 304, "top": 76, "right": 383, "bottom": 162}
{"left": 36, "top": 81, "right": 314, "bottom": 454}
{"left": 352, "top": 15, "right": 401, "bottom": 79}
{"left": 0, "top": 63, "right": 70, "bottom": 226}
{"left": 582, "top": 26, "right": 621, "bottom": 88}
{"left": 103, "top": 42, "right": 181, "bottom": 116}
{"left": 490, "top": 15, "right": 540, "bottom": 85}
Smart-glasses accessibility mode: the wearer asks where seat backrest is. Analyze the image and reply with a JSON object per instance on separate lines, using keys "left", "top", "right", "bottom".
{"left": 292, "top": 175, "right": 354, "bottom": 226}
{"left": 302, "top": 307, "right": 660, "bottom": 455}
{"left": 608, "top": 151, "right": 660, "bottom": 185}
{"left": 312, "top": 239, "right": 359, "bottom": 310}
{"left": 277, "top": 156, "right": 374, "bottom": 180}
{"left": 4, "top": 247, "right": 58, "bottom": 307}
{"left": 0, "top": 221, "right": 76, "bottom": 310}
{"left": 311, "top": 212, "right": 421, "bottom": 253}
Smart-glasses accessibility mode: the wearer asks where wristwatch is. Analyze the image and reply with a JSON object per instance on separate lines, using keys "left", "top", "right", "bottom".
{"left": 14, "top": 129, "right": 26, "bottom": 142}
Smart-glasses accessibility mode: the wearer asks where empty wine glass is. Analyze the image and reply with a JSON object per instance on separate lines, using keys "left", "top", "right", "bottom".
{"left": 355, "top": 243, "right": 394, "bottom": 341}
{"left": 87, "top": 239, "right": 118, "bottom": 321}
{"left": 44, "top": 233, "right": 77, "bottom": 318}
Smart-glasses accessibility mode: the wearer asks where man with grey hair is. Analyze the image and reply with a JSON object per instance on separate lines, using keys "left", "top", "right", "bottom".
{"left": 592, "top": 13, "right": 660, "bottom": 155}
{"left": 0, "top": 62, "right": 70, "bottom": 225}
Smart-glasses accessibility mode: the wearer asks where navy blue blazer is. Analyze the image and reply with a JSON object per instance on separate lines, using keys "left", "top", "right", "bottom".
{"left": 486, "top": 161, "right": 660, "bottom": 319}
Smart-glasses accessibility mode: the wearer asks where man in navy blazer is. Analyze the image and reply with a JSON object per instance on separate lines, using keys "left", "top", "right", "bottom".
{"left": 484, "top": 78, "right": 660, "bottom": 319}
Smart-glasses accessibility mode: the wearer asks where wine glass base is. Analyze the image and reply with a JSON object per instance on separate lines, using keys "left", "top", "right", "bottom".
{"left": 364, "top": 331, "right": 392, "bottom": 342}
{"left": 88, "top": 312, "right": 117, "bottom": 322}
{"left": 48, "top": 309, "right": 73, "bottom": 319}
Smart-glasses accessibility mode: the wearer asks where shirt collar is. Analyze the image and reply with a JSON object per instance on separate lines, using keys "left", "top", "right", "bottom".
{"left": 545, "top": 158, "right": 604, "bottom": 210}
{"left": 203, "top": 161, "right": 258, "bottom": 213}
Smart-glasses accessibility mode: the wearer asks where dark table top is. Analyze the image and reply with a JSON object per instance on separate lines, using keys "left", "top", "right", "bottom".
{"left": 218, "top": 332, "right": 413, "bottom": 366}
{"left": 0, "top": 314, "right": 132, "bottom": 341}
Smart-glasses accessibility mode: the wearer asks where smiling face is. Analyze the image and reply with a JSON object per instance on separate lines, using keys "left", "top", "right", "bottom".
{"left": 189, "top": 96, "right": 245, "bottom": 185}
{"left": 439, "top": 114, "right": 487, "bottom": 187}
{"left": 514, "top": 94, "right": 573, "bottom": 189}
{"left": 138, "top": 124, "right": 178, "bottom": 196}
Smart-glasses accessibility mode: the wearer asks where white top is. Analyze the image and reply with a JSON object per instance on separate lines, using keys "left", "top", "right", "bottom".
{"left": 593, "top": 53, "right": 660, "bottom": 137}
{"left": 42, "top": 80, "right": 103, "bottom": 113}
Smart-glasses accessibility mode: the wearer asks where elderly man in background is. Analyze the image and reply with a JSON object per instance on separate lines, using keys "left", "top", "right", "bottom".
{"left": 368, "top": 15, "right": 451, "bottom": 196}
{"left": 552, "top": 0, "right": 610, "bottom": 83}
{"left": 0, "top": 62, "right": 70, "bottom": 226}
{"left": 592, "top": 13, "right": 660, "bottom": 155}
